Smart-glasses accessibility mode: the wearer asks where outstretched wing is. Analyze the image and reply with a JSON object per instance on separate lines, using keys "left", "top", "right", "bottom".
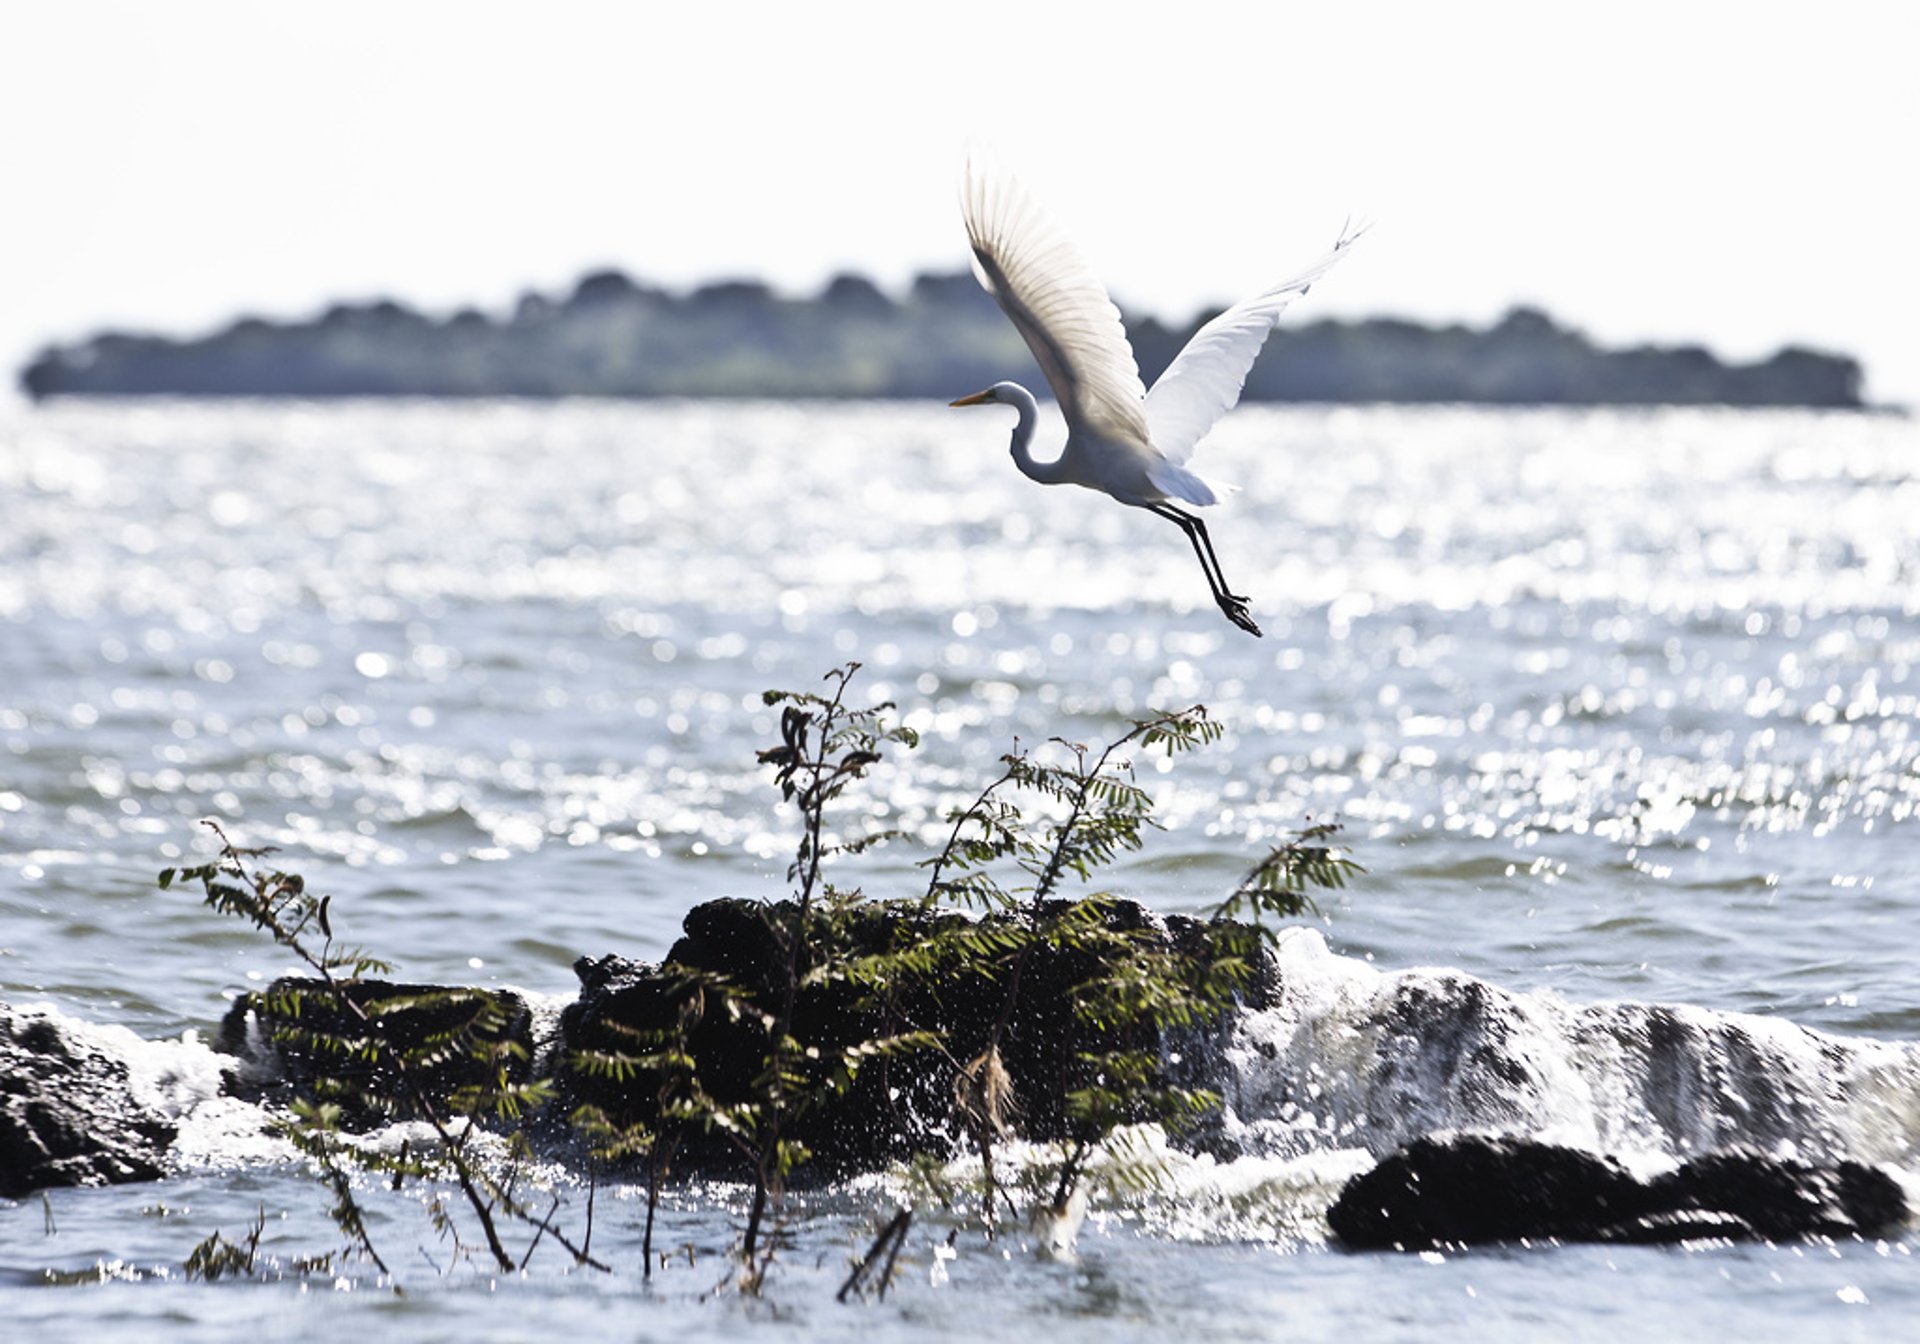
{"left": 1143, "top": 223, "right": 1366, "bottom": 464}
{"left": 961, "top": 156, "right": 1150, "bottom": 442}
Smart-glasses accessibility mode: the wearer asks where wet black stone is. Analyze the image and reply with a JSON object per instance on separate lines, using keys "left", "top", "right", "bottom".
{"left": 1633, "top": 1148, "right": 1908, "bottom": 1242}
{"left": 1, "top": 1007, "right": 175, "bottom": 1197}
{"left": 1328, "top": 1134, "right": 1909, "bottom": 1249}
{"left": 1327, "top": 1136, "right": 1643, "bottom": 1248}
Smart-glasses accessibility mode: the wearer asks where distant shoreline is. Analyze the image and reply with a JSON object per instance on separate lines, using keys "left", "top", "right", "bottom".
{"left": 19, "top": 267, "right": 1869, "bottom": 409}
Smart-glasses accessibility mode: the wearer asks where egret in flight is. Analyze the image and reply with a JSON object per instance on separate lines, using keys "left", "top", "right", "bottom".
{"left": 950, "top": 158, "right": 1363, "bottom": 636}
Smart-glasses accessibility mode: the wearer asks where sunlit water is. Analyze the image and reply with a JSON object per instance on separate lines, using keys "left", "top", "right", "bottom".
{"left": 4, "top": 399, "right": 1919, "bottom": 1338}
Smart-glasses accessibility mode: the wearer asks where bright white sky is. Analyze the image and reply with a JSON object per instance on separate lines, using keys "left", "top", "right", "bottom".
{"left": 3, "top": 1, "right": 1915, "bottom": 405}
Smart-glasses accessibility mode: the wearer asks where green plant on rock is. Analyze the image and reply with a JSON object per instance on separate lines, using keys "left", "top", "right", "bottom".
{"left": 899, "top": 706, "right": 1362, "bottom": 1237}
{"left": 161, "top": 822, "right": 602, "bottom": 1285}
{"left": 580, "top": 663, "right": 939, "bottom": 1288}
{"left": 914, "top": 707, "right": 1221, "bottom": 1229}
{"left": 162, "top": 666, "right": 1361, "bottom": 1295}
{"left": 568, "top": 963, "right": 755, "bottom": 1279}
{"left": 733, "top": 663, "right": 938, "bottom": 1282}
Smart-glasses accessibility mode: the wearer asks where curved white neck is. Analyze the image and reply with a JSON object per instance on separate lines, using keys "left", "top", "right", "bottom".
{"left": 999, "top": 383, "right": 1067, "bottom": 485}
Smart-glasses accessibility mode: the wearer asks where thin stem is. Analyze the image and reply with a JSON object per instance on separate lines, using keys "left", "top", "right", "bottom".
{"left": 643, "top": 1150, "right": 659, "bottom": 1279}
{"left": 203, "top": 823, "right": 516, "bottom": 1275}
{"left": 837, "top": 1207, "right": 912, "bottom": 1302}
{"left": 920, "top": 758, "right": 1022, "bottom": 903}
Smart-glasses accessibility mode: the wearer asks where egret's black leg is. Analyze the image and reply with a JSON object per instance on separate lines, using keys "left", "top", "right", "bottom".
{"left": 1149, "top": 503, "right": 1261, "bottom": 637}
{"left": 1148, "top": 503, "right": 1236, "bottom": 614}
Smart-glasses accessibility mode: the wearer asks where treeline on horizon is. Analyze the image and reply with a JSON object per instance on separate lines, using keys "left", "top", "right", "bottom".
{"left": 20, "top": 267, "right": 1865, "bottom": 407}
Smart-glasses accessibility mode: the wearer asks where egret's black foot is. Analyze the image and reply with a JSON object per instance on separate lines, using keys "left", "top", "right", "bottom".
{"left": 1218, "top": 593, "right": 1263, "bottom": 637}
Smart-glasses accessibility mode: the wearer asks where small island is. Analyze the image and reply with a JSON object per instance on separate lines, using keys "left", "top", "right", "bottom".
{"left": 20, "top": 267, "right": 1865, "bottom": 407}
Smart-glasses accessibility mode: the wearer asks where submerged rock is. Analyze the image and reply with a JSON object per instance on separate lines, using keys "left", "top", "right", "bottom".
{"left": 216, "top": 980, "right": 536, "bottom": 1127}
{"left": 1327, "top": 1134, "right": 1908, "bottom": 1248}
{"left": 1, "top": 1006, "right": 176, "bottom": 1197}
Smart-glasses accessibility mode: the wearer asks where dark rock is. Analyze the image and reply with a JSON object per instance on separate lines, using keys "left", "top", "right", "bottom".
{"left": 1327, "top": 1134, "right": 1909, "bottom": 1249}
{"left": 1327, "top": 1136, "right": 1643, "bottom": 1248}
{"left": 555, "top": 896, "right": 1205, "bottom": 1177}
{"left": 1633, "top": 1149, "right": 1908, "bottom": 1243}
{"left": 1, "top": 1006, "right": 175, "bottom": 1197}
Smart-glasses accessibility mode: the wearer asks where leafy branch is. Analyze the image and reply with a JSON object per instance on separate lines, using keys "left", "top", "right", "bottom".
{"left": 162, "top": 821, "right": 605, "bottom": 1283}
{"left": 737, "top": 663, "right": 922, "bottom": 1281}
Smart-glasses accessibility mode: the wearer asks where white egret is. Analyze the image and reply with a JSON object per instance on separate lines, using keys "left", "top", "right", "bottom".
{"left": 950, "top": 158, "right": 1363, "bottom": 636}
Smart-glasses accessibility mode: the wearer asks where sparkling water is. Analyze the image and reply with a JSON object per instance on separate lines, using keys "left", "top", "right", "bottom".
{"left": 3, "top": 400, "right": 1917, "bottom": 1338}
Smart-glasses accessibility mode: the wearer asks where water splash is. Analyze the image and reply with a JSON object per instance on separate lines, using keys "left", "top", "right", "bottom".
{"left": 1213, "top": 929, "right": 1920, "bottom": 1173}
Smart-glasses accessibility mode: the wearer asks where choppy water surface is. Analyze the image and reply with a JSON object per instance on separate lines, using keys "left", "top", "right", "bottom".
{"left": 3, "top": 399, "right": 1918, "bottom": 1338}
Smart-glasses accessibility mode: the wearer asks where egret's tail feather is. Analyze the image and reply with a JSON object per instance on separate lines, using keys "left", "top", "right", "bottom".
{"left": 1148, "top": 460, "right": 1221, "bottom": 508}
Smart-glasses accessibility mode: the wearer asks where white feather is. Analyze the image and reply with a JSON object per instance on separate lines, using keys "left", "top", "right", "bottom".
{"left": 1144, "top": 223, "right": 1368, "bottom": 464}
{"left": 960, "top": 156, "right": 1151, "bottom": 443}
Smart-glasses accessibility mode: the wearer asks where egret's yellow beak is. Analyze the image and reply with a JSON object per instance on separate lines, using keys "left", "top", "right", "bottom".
{"left": 949, "top": 390, "right": 993, "bottom": 407}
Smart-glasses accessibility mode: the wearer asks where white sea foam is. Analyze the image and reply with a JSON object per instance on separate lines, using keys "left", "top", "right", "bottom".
{"left": 12, "top": 1003, "right": 292, "bottom": 1168}
{"left": 1214, "top": 930, "right": 1920, "bottom": 1175}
